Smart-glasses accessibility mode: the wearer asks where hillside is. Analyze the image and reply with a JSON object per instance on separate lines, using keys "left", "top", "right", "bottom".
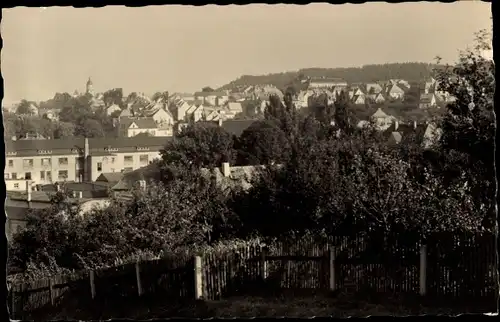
{"left": 219, "top": 63, "right": 442, "bottom": 92}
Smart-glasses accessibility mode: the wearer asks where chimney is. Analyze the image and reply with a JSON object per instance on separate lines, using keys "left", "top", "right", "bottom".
{"left": 84, "top": 138, "right": 89, "bottom": 158}
{"left": 413, "top": 120, "right": 417, "bottom": 129}
{"left": 26, "top": 180, "right": 32, "bottom": 204}
{"left": 55, "top": 182, "right": 61, "bottom": 192}
{"left": 394, "top": 120, "right": 399, "bottom": 131}
{"left": 222, "top": 162, "right": 231, "bottom": 177}
{"left": 78, "top": 191, "right": 83, "bottom": 199}
{"left": 218, "top": 118, "right": 223, "bottom": 127}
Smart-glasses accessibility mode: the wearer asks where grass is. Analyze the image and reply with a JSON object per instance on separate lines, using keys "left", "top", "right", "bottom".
{"left": 21, "top": 289, "right": 493, "bottom": 320}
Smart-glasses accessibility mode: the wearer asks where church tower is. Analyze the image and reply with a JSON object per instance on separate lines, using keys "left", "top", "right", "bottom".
{"left": 86, "top": 77, "right": 94, "bottom": 96}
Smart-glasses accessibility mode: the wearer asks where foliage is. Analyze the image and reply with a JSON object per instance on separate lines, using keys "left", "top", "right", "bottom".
{"left": 9, "top": 180, "right": 234, "bottom": 273}
{"left": 160, "top": 122, "right": 237, "bottom": 173}
{"left": 102, "top": 88, "right": 124, "bottom": 108}
{"left": 432, "top": 29, "right": 495, "bottom": 228}
{"left": 202, "top": 86, "right": 215, "bottom": 92}
{"left": 236, "top": 119, "right": 291, "bottom": 165}
{"left": 220, "top": 63, "right": 441, "bottom": 91}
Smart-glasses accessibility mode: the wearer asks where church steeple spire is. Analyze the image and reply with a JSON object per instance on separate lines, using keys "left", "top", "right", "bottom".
{"left": 86, "top": 77, "right": 94, "bottom": 95}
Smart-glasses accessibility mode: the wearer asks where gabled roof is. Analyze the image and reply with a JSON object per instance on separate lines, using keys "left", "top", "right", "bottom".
{"left": 96, "top": 172, "right": 124, "bottom": 184}
{"left": 111, "top": 163, "right": 161, "bottom": 191}
{"left": 371, "top": 107, "right": 390, "bottom": 118}
{"left": 388, "top": 132, "right": 403, "bottom": 144}
{"left": 122, "top": 117, "right": 157, "bottom": 129}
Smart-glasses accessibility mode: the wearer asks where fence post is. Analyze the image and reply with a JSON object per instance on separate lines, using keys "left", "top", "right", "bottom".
{"left": 135, "top": 262, "right": 143, "bottom": 296}
{"left": 260, "top": 247, "right": 267, "bottom": 280}
{"left": 194, "top": 256, "right": 203, "bottom": 300}
{"left": 329, "top": 248, "right": 336, "bottom": 291}
{"left": 10, "top": 283, "right": 15, "bottom": 319}
{"left": 89, "top": 270, "right": 96, "bottom": 299}
{"left": 49, "top": 277, "right": 55, "bottom": 305}
{"left": 419, "top": 244, "right": 427, "bottom": 296}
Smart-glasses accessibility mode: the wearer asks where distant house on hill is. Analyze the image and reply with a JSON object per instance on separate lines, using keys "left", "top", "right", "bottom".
{"left": 370, "top": 107, "right": 398, "bottom": 131}
{"left": 386, "top": 83, "right": 410, "bottom": 100}
{"left": 194, "top": 91, "right": 229, "bottom": 107}
{"left": 419, "top": 93, "right": 437, "bottom": 109}
{"left": 308, "top": 77, "right": 348, "bottom": 89}
{"left": 106, "top": 104, "right": 122, "bottom": 116}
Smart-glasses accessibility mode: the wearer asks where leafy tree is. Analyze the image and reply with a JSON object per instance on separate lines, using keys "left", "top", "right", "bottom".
{"left": 152, "top": 91, "right": 169, "bottom": 102}
{"left": 236, "top": 120, "right": 291, "bottom": 165}
{"left": 160, "top": 122, "right": 236, "bottom": 177}
{"left": 16, "top": 100, "right": 37, "bottom": 115}
{"left": 102, "top": 88, "right": 124, "bottom": 108}
{"left": 74, "top": 119, "right": 105, "bottom": 138}
{"left": 202, "top": 86, "right": 215, "bottom": 92}
{"left": 333, "top": 91, "right": 355, "bottom": 135}
{"left": 432, "top": 29, "right": 495, "bottom": 229}
{"left": 53, "top": 122, "right": 76, "bottom": 139}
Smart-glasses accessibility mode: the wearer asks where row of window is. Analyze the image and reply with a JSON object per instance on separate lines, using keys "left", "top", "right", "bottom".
{"left": 5, "top": 170, "right": 68, "bottom": 181}
{"left": 7, "top": 154, "right": 150, "bottom": 168}
{"left": 96, "top": 155, "right": 148, "bottom": 172}
{"left": 7, "top": 158, "right": 71, "bottom": 168}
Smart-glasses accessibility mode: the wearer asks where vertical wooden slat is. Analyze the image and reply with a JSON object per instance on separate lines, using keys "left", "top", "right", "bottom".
{"left": 419, "top": 244, "right": 427, "bottom": 296}
{"left": 49, "top": 277, "right": 55, "bottom": 306}
{"left": 135, "top": 262, "right": 143, "bottom": 297}
{"left": 89, "top": 270, "right": 96, "bottom": 299}
{"left": 194, "top": 256, "right": 203, "bottom": 300}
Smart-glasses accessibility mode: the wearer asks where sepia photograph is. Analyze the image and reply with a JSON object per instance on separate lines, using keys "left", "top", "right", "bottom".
{"left": 2, "top": 2, "right": 496, "bottom": 319}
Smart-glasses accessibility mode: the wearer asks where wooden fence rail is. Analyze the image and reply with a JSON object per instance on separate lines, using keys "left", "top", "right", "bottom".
{"left": 9, "top": 232, "right": 498, "bottom": 319}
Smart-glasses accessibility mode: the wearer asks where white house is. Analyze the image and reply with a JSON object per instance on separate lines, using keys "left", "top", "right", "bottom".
{"left": 419, "top": 93, "right": 437, "bottom": 109}
{"left": 366, "top": 83, "right": 383, "bottom": 94}
{"left": 352, "top": 94, "right": 366, "bottom": 105}
{"left": 370, "top": 107, "right": 397, "bottom": 131}
{"left": 119, "top": 117, "right": 161, "bottom": 137}
{"left": 106, "top": 104, "right": 122, "bottom": 116}
{"left": 227, "top": 102, "right": 243, "bottom": 115}
{"left": 309, "top": 77, "right": 348, "bottom": 89}
{"left": 194, "top": 91, "right": 229, "bottom": 107}
{"left": 143, "top": 107, "right": 175, "bottom": 125}
{"left": 386, "top": 83, "right": 409, "bottom": 100}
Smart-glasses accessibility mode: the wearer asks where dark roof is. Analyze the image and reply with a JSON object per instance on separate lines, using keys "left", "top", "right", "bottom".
{"left": 39, "top": 182, "right": 109, "bottom": 199}
{"left": 121, "top": 117, "right": 157, "bottom": 129}
{"left": 96, "top": 172, "right": 124, "bottom": 183}
{"left": 112, "top": 163, "right": 161, "bottom": 191}
{"left": 5, "top": 136, "right": 172, "bottom": 154}
{"left": 221, "top": 119, "right": 258, "bottom": 137}
{"left": 6, "top": 191, "right": 52, "bottom": 202}
{"left": 5, "top": 206, "right": 31, "bottom": 221}
{"left": 383, "top": 122, "right": 428, "bottom": 144}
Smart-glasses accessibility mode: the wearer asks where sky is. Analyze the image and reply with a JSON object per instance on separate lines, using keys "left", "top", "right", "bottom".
{"left": 1, "top": 2, "right": 492, "bottom": 104}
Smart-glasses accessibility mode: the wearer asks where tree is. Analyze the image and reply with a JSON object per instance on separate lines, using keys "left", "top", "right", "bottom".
{"left": 16, "top": 100, "right": 36, "bottom": 115}
{"left": 432, "top": 29, "right": 495, "bottom": 229}
{"left": 102, "top": 88, "right": 124, "bottom": 107}
{"left": 333, "top": 90, "right": 355, "bottom": 134}
{"left": 236, "top": 120, "right": 291, "bottom": 165}
{"left": 160, "top": 122, "right": 236, "bottom": 178}
{"left": 53, "top": 122, "right": 76, "bottom": 139}
{"left": 75, "top": 119, "right": 105, "bottom": 138}
{"left": 202, "top": 86, "right": 215, "bottom": 92}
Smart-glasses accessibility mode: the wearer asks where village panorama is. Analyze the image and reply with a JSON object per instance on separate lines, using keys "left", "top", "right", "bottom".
{"left": 3, "top": 3, "right": 496, "bottom": 320}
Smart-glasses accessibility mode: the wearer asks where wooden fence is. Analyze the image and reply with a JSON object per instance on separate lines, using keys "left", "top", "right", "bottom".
{"left": 9, "top": 232, "right": 498, "bottom": 318}
{"left": 9, "top": 252, "right": 194, "bottom": 320}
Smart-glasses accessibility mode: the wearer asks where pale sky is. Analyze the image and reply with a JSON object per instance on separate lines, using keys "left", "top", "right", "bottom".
{"left": 1, "top": 3, "right": 492, "bottom": 104}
